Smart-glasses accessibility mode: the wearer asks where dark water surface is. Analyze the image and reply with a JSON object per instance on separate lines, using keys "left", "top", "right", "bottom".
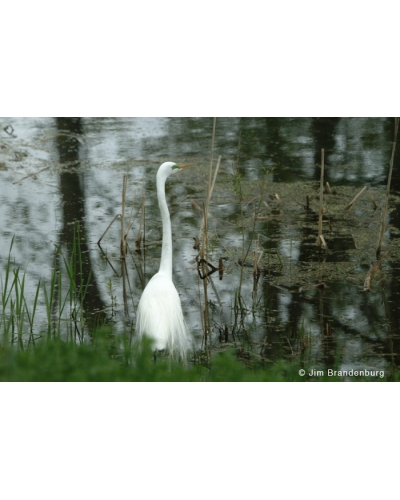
{"left": 1, "top": 118, "right": 400, "bottom": 377}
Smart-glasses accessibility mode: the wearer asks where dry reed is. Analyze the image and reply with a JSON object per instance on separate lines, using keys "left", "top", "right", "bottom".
{"left": 318, "top": 148, "right": 328, "bottom": 251}
{"left": 345, "top": 186, "right": 368, "bottom": 211}
{"left": 376, "top": 118, "right": 399, "bottom": 258}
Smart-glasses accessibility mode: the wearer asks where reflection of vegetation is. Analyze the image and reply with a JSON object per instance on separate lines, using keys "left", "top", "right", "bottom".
{"left": 1, "top": 226, "right": 396, "bottom": 381}
{"left": 1, "top": 224, "right": 94, "bottom": 346}
{"left": 230, "top": 137, "right": 271, "bottom": 343}
{"left": 1, "top": 237, "right": 41, "bottom": 347}
{"left": 107, "top": 278, "right": 118, "bottom": 316}
{"left": 205, "top": 158, "right": 400, "bottom": 371}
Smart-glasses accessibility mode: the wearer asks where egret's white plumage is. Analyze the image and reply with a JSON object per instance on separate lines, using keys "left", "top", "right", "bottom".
{"left": 136, "top": 161, "right": 191, "bottom": 361}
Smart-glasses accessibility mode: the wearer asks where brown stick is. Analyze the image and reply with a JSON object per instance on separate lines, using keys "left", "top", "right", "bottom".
{"left": 364, "top": 261, "right": 380, "bottom": 291}
{"left": 120, "top": 174, "right": 128, "bottom": 259}
{"left": 344, "top": 185, "right": 368, "bottom": 211}
{"left": 376, "top": 117, "right": 399, "bottom": 258}
{"left": 319, "top": 234, "right": 329, "bottom": 252}
{"left": 201, "top": 118, "right": 217, "bottom": 343}
{"left": 318, "top": 149, "right": 326, "bottom": 249}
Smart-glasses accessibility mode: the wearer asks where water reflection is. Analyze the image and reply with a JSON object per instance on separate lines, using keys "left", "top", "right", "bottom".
{"left": 0, "top": 117, "right": 400, "bottom": 376}
{"left": 56, "top": 118, "right": 107, "bottom": 327}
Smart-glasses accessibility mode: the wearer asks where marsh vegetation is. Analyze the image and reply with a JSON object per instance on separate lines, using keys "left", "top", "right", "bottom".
{"left": 1, "top": 117, "right": 400, "bottom": 381}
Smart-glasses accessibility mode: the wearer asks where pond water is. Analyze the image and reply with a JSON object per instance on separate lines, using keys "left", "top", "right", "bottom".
{"left": 1, "top": 117, "right": 400, "bottom": 377}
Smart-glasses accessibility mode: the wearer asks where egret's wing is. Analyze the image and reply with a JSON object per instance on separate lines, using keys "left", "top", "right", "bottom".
{"left": 136, "top": 272, "right": 188, "bottom": 361}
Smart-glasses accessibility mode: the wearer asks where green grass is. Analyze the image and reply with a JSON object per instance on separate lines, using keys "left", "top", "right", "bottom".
{"left": 0, "top": 331, "right": 285, "bottom": 381}
{"left": 0, "top": 330, "right": 394, "bottom": 381}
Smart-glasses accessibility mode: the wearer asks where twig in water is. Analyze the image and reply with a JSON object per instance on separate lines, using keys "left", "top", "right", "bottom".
{"left": 364, "top": 261, "right": 380, "bottom": 291}
{"left": 12, "top": 166, "right": 51, "bottom": 184}
{"left": 98, "top": 214, "right": 121, "bottom": 246}
{"left": 120, "top": 174, "right": 128, "bottom": 259}
{"left": 218, "top": 258, "right": 224, "bottom": 280}
{"left": 318, "top": 234, "right": 329, "bottom": 253}
{"left": 135, "top": 196, "right": 146, "bottom": 250}
{"left": 376, "top": 117, "right": 399, "bottom": 258}
{"left": 344, "top": 185, "right": 368, "bottom": 211}
{"left": 318, "top": 149, "right": 328, "bottom": 251}
{"left": 199, "top": 118, "right": 219, "bottom": 345}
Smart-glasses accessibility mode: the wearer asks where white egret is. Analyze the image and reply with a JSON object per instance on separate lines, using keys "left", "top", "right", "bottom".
{"left": 135, "top": 161, "right": 193, "bottom": 361}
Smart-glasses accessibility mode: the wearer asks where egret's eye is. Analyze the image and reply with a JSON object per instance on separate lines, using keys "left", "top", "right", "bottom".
{"left": 172, "top": 163, "right": 179, "bottom": 170}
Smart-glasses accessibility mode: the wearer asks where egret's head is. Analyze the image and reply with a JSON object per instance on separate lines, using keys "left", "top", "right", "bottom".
{"left": 157, "top": 161, "right": 194, "bottom": 183}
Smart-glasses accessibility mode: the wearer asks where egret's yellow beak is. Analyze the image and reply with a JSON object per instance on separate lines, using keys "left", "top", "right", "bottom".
{"left": 177, "top": 163, "right": 195, "bottom": 169}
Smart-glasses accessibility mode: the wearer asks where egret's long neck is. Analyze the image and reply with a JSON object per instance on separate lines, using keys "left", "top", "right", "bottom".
{"left": 157, "top": 173, "right": 173, "bottom": 279}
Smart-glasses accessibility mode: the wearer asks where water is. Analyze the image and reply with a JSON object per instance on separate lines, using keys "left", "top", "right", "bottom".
{"left": 1, "top": 117, "right": 399, "bottom": 375}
